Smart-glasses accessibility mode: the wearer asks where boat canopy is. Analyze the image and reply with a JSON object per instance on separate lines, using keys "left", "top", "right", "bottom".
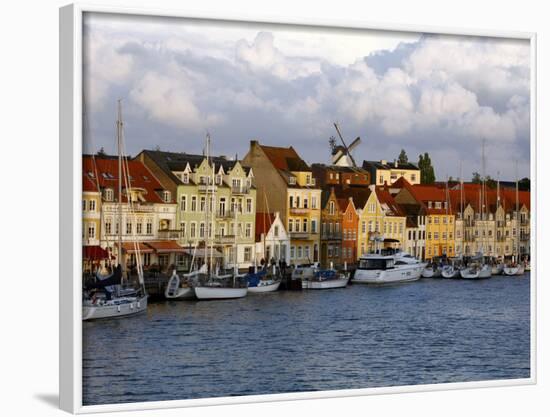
{"left": 83, "top": 245, "right": 110, "bottom": 260}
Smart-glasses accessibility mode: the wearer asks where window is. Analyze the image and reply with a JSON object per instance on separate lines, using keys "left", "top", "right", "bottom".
{"left": 246, "top": 198, "right": 252, "bottom": 213}
{"left": 297, "top": 246, "right": 303, "bottom": 259}
{"left": 411, "top": 174, "right": 416, "bottom": 182}
{"left": 105, "top": 219, "right": 112, "bottom": 235}
{"left": 244, "top": 247, "right": 252, "bottom": 262}
{"left": 289, "top": 196, "right": 294, "bottom": 208}
{"left": 304, "top": 245, "right": 310, "bottom": 260}
{"left": 87, "top": 223, "right": 95, "bottom": 239}
{"left": 290, "top": 246, "right": 295, "bottom": 259}
{"left": 442, "top": 232, "right": 447, "bottom": 240}
{"left": 306, "top": 174, "right": 311, "bottom": 185}
{"left": 289, "top": 177, "right": 296, "bottom": 185}
{"left": 200, "top": 196, "right": 206, "bottom": 212}
{"left": 428, "top": 232, "right": 432, "bottom": 240}
{"left": 104, "top": 188, "right": 114, "bottom": 201}
{"left": 304, "top": 198, "right": 308, "bottom": 209}
{"left": 180, "top": 195, "right": 187, "bottom": 211}
{"left": 126, "top": 222, "right": 132, "bottom": 235}
{"left": 180, "top": 222, "right": 186, "bottom": 237}
{"left": 428, "top": 201, "right": 432, "bottom": 209}
{"left": 162, "top": 191, "right": 171, "bottom": 202}
{"left": 434, "top": 217, "right": 439, "bottom": 224}
{"left": 434, "top": 232, "right": 439, "bottom": 239}
{"left": 190, "top": 223, "right": 196, "bottom": 238}
{"left": 274, "top": 226, "right": 279, "bottom": 237}
{"left": 329, "top": 201, "right": 335, "bottom": 215}
{"left": 368, "top": 220, "right": 373, "bottom": 232}
{"left": 89, "top": 200, "right": 96, "bottom": 211}
{"left": 311, "top": 219, "right": 317, "bottom": 233}
{"left": 182, "top": 173, "right": 189, "bottom": 184}
{"left": 288, "top": 219, "right": 293, "bottom": 233}
{"left": 199, "top": 222, "right": 205, "bottom": 238}
{"left": 136, "top": 222, "right": 142, "bottom": 234}
{"left": 443, "top": 217, "right": 447, "bottom": 224}
{"left": 245, "top": 223, "right": 252, "bottom": 238}
{"left": 312, "top": 196, "right": 317, "bottom": 209}
{"left": 296, "top": 196, "right": 301, "bottom": 208}
{"left": 191, "top": 196, "right": 197, "bottom": 212}
{"left": 435, "top": 202, "right": 442, "bottom": 209}
{"left": 362, "top": 221, "right": 366, "bottom": 234}
{"left": 302, "top": 218, "right": 308, "bottom": 232}
{"left": 146, "top": 220, "right": 152, "bottom": 235}
{"left": 83, "top": 200, "right": 86, "bottom": 211}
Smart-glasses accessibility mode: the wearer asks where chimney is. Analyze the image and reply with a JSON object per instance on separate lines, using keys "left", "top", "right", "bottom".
{"left": 381, "top": 159, "right": 387, "bottom": 165}
{"left": 250, "top": 140, "right": 258, "bottom": 148}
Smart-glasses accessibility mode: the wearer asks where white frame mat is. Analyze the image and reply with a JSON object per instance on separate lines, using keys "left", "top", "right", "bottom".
{"left": 59, "top": 3, "right": 537, "bottom": 413}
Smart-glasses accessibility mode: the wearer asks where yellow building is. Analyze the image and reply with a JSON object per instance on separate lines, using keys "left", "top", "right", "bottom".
{"left": 357, "top": 186, "right": 407, "bottom": 257}
{"left": 243, "top": 141, "right": 321, "bottom": 264}
{"left": 393, "top": 182, "right": 455, "bottom": 260}
{"left": 362, "top": 160, "right": 421, "bottom": 186}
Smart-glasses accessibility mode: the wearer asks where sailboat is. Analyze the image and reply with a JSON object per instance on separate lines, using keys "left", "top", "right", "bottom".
{"left": 193, "top": 134, "right": 248, "bottom": 300}
{"left": 83, "top": 101, "right": 148, "bottom": 320}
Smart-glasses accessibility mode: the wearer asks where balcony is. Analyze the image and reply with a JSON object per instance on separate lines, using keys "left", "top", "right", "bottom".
{"left": 197, "top": 184, "right": 218, "bottom": 193}
{"left": 216, "top": 210, "right": 235, "bottom": 219}
{"left": 133, "top": 203, "right": 155, "bottom": 212}
{"left": 290, "top": 231, "right": 311, "bottom": 239}
{"left": 290, "top": 207, "right": 309, "bottom": 215}
{"left": 157, "top": 229, "right": 184, "bottom": 240}
{"left": 214, "top": 234, "right": 237, "bottom": 244}
{"left": 231, "top": 185, "right": 250, "bottom": 195}
{"left": 321, "top": 232, "right": 342, "bottom": 240}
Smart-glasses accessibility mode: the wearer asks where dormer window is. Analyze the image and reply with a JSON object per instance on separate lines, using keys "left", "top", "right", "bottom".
{"left": 306, "top": 174, "right": 311, "bottom": 185}
{"left": 162, "top": 191, "right": 171, "bottom": 202}
{"left": 182, "top": 173, "right": 189, "bottom": 184}
{"left": 289, "top": 177, "right": 296, "bottom": 185}
{"left": 435, "top": 202, "right": 442, "bottom": 209}
{"left": 216, "top": 175, "right": 222, "bottom": 185}
{"left": 428, "top": 201, "right": 432, "bottom": 209}
{"left": 104, "top": 188, "right": 114, "bottom": 202}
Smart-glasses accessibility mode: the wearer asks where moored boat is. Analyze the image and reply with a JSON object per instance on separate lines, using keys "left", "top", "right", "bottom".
{"left": 247, "top": 268, "right": 281, "bottom": 293}
{"left": 353, "top": 253, "right": 424, "bottom": 284}
{"left": 302, "top": 269, "right": 349, "bottom": 290}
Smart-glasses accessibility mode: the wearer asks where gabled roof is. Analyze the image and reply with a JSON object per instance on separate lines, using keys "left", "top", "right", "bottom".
{"left": 259, "top": 144, "right": 311, "bottom": 172}
{"left": 333, "top": 186, "right": 371, "bottom": 210}
{"left": 255, "top": 212, "right": 276, "bottom": 242}
{"left": 448, "top": 184, "right": 530, "bottom": 214}
{"left": 138, "top": 150, "right": 251, "bottom": 186}
{"left": 375, "top": 188, "right": 405, "bottom": 217}
{"left": 83, "top": 155, "right": 171, "bottom": 203}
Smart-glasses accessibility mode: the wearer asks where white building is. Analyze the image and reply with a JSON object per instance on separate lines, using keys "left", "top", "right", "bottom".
{"left": 255, "top": 212, "right": 291, "bottom": 266}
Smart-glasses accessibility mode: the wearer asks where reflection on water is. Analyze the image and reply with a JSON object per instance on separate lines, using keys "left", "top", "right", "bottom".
{"left": 83, "top": 274, "right": 531, "bottom": 405}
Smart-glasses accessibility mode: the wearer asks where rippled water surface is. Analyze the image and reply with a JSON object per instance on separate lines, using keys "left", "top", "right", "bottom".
{"left": 83, "top": 274, "right": 531, "bottom": 405}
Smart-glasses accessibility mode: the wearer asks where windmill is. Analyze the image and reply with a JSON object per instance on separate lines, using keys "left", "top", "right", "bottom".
{"left": 332, "top": 122, "right": 361, "bottom": 167}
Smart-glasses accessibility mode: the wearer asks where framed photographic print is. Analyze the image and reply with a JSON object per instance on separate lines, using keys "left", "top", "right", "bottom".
{"left": 59, "top": 3, "right": 536, "bottom": 413}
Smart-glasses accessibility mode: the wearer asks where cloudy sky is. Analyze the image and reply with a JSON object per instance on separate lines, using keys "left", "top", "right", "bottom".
{"left": 83, "top": 12, "right": 531, "bottom": 181}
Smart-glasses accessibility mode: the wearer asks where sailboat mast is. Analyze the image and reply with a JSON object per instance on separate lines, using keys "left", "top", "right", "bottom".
{"left": 515, "top": 160, "right": 519, "bottom": 260}
{"left": 117, "top": 99, "right": 123, "bottom": 269}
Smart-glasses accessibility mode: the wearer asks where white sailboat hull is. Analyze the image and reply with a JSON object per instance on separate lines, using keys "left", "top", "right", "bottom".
{"left": 478, "top": 265, "right": 492, "bottom": 278}
{"left": 422, "top": 268, "right": 435, "bottom": 278}
{"left": 441, "top": 267, "right": 460, "bottom": 279}
{"left": 353, "top": 264, "right": 423, "bottom": 284}
{"left": 492, "top": 264, "right": 504, "bottom": 275}
{"left": 247, "top": 281, "right": 281, "bottom": 293}
{"left": 460, "top": 268, "right": 481, "bottom": 279}
{"left": 82, "top": 295, "right": 148, "bottom": 321}
{"left": 504, "top": 265, "right": 525, "bottom": 276}
{"left": 194, "top": 286, "right": 248, "bottom": 300}
{"left": 302, "top": 277, "right": 349, "bottom": 290}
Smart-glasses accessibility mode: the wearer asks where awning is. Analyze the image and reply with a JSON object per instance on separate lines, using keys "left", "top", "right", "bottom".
{"left": 82, "top": 245, "right": 109, "bottom": 260}
{"left": 183, "top": 248, "right": 224, "bottom": 258}
{"left": 119, "top": 242, "right": 154, "bottom": 254}
{"left": 146, "top": 240, "right": 187, "bottom": 253}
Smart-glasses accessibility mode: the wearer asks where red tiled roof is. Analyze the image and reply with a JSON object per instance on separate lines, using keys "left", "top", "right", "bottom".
{"left": 83, "top": 156, "right": 172, "bottom": 204}
{"left": 255, "top": 212, "right": 276, "bottom": 242}
{"left": 146, "top": 240, "right": 187, "bottom": 253}
{"left": 260, "top": 145, "right": 310, "bottom": 172}
{"left": 448, "top": 184, "right": 530, "bottom": 214}
{"left": 376, "top": 188, "right": 405, "bottom": 216}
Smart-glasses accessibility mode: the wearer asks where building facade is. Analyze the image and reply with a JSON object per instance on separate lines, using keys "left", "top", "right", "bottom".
{"left": 363, "top": 160, "right": 421, "bottom": 186}
{"left": 136, "top": 150, "right": 257, "bottom": 270}
{"left": 255, "top": 211, "right": 291, "bottom": 265}
{"left": 242, "top": 141, "right": 321, "bottom": 266}
{"left": 320, "top": 188, "right": 343, "bottom": 268}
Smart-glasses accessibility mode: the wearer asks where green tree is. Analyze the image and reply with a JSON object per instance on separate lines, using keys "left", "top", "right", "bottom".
{"left": 518, "top": 177, "right": 530, "bottom": 191}
{"left": 398, "top": 149, "right": 408, "bottom": 164}
{"left": 96, "top": 147, "right": 106, "bottom": 156}
{"left": 472, "top": 172, "right": 482, "bottom": 183}
{"left": 418, "top": 152, "right": 435, "bottom": 184}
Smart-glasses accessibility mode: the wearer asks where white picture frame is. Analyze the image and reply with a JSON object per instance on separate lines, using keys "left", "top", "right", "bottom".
{"left": 59, "top": 3, "right": 537, "bottom": 413}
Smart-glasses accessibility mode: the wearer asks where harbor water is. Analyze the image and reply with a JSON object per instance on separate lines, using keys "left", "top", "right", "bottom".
{"left": 83, "top": 274, "right": 531, "bottom": 405}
